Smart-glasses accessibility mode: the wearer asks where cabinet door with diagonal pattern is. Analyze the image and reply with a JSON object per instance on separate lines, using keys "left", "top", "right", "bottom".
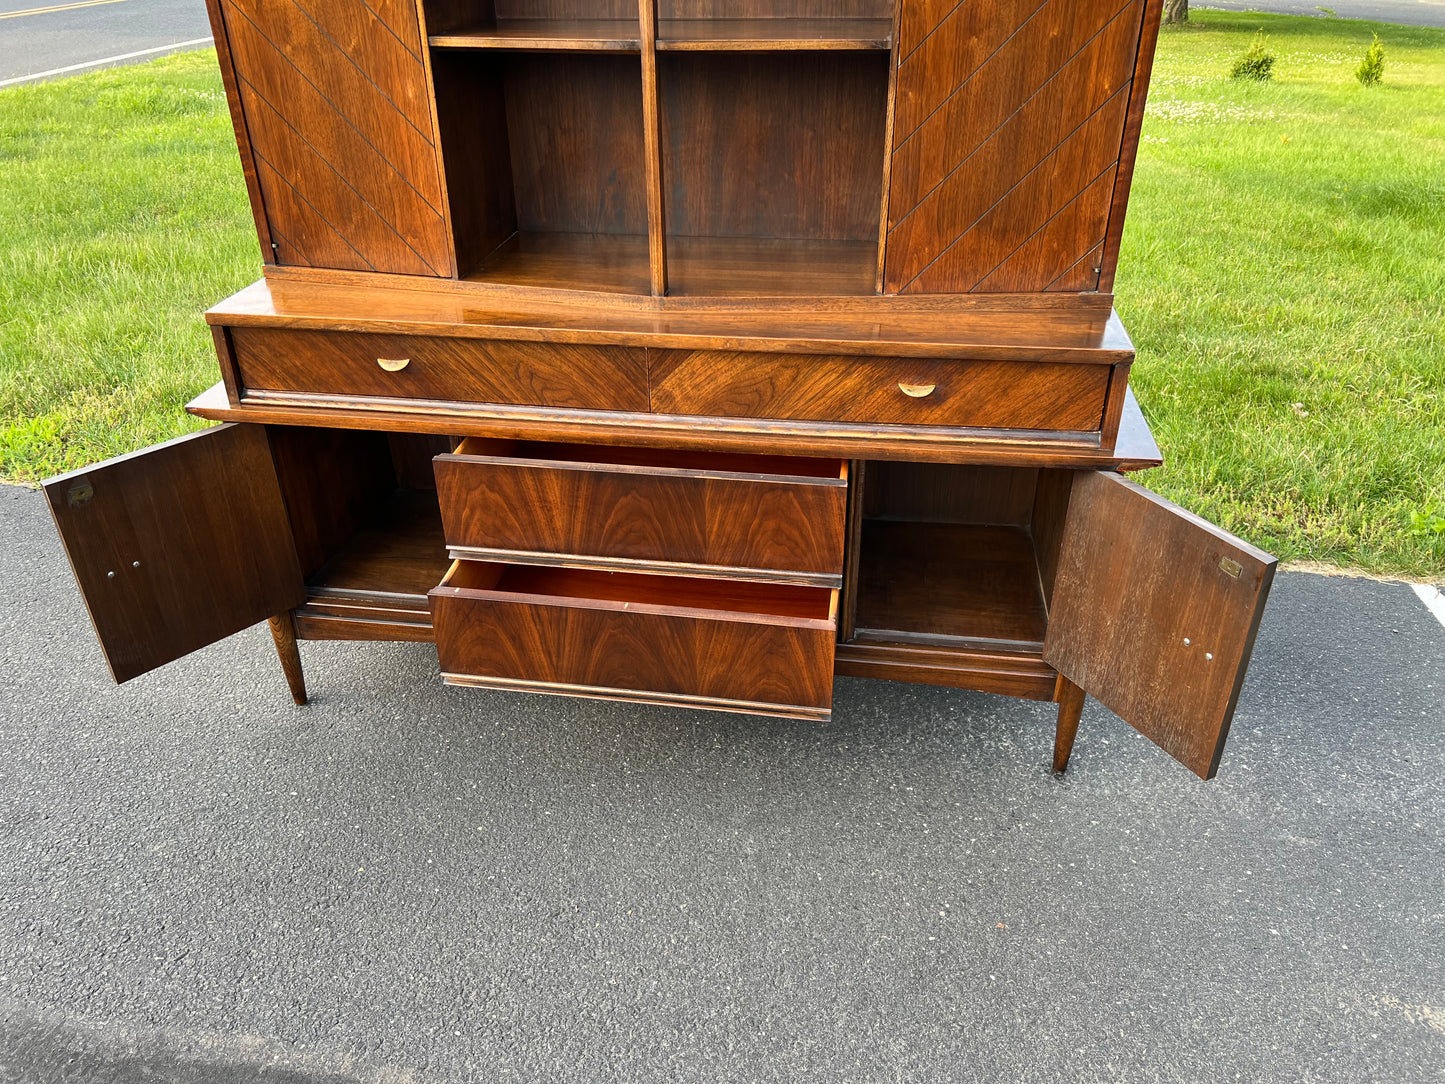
{"left": 207, "top": 0, "right": 454, "bottom": 276}
{"left": 884, "top": 0, "right": 1156, "bottom": 294}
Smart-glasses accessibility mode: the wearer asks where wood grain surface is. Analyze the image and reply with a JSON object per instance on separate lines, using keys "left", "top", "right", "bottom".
{"left": 885, "top": 0, "right": 1148, "bottom": 293}
{"left": 432, "top": 562, "right": 838, "bottom": 715}
{"left": 1043, "top": 471, "right": 1277, "bottom": 779}
{"left": 648, "top": 349, "right": 1111, "bottom": 430}
{"left": 209, "top": 274, "right": 1127, "bottom": 359}
{"left": 212, "top": 0, "right": 451, "bottom": 274}
{"left": 853, "top": 521, "right": 1048, "bottom": 645}
{"left": 43, "top": 425, "right": 304, "bottom": 683}
{"left": 188, "top": 382, "right": 1166, "bottom": 469}
{"left": 231, "top": 326, "right": 649, "bottom": 410}
{"left": 659, "top": 52, "right": 889, "bottom": 242}
{"left": 833, "top": 639, "right": 1057, "bottom": 699}
{"left": 434, "top": 441, "right": 847, "bottom": 581}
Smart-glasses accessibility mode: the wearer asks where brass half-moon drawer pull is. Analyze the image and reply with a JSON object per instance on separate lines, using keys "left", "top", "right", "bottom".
{"left": 377, "top": 357, "right": 410, "bottom": 372}
{"left": 898, "top": 382, "right": 936, "bottom": 398}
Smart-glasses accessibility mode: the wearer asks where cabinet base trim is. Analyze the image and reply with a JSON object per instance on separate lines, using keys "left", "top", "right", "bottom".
{"left": 295, "top": 607, "right": 435, "bottom": 642}
{"left": 445, "top": 545, "right": 843, "bottom": 588}
{"left": 835, "top": 641, "right": 1057, "bottom": 700}
{"left": 441, "top": 672, "right": 832, "bottom": 721}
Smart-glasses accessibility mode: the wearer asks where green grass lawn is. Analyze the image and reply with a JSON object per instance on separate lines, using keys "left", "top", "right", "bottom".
{"left": 0, "top": 14, "right": 1441, "bottom": 576}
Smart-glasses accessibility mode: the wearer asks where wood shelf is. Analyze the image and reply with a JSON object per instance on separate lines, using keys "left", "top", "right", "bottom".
{"left": 430, "top": 20, "right": 642, "bottom": 52}
{"left": 657, "top": 18, "right": 891, "bottom": 50}
{"left": 666, "top": 235, "right": 878, "bottom": 297}
{"left": 467, "top": 232, "right": 654, "bottom": 294}
{"left": 297, "top": 488, "right": 450, "bottom": 639}
{"left": 429, "top": 17, "right": 892, "bottom": 53}
{"left": 853, "top": 521, "right": 1049, "bottom": 648}
{"left": 466, "top": 232, "right": 878, "bottom": 296}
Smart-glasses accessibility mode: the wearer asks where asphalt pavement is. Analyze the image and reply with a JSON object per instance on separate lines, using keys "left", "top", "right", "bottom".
{"left": 1200, "top": 0, "right": 1445, "bottom": 27}
{"left": 0, "top": 0, "right": 211, "bottom": 86}
{"left": 1, "top": 480, "right": 1442, "bottom": 1082}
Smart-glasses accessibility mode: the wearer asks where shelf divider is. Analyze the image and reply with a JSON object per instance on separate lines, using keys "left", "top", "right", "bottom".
{"left": 639, "top": 0, "right": 668, "bottom": 296}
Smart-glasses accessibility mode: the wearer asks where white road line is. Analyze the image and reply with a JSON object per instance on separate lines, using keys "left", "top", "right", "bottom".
{"left": 0, "top": 36, "right": 213, "bottom": 88}
{"left": 1412, "top": 583, "right": 1445, "bottom": 630}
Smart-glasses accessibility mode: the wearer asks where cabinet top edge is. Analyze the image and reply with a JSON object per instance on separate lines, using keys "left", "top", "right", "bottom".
{"left": 206, "top": 272, "right": 1134, "bottom": 363}
{"left": 184, "top": 384, "right": 1163, "bottom": 472}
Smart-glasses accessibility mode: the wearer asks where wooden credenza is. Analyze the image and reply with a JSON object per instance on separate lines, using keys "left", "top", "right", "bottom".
{"left": 43, "top": 0, "right": 1276, "bottom": 779}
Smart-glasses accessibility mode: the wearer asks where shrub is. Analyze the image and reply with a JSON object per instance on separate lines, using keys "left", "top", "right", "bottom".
{"left": 1231, "top": 31, "right": 1275, "bottom": 81}
{"left": 1357, "top": 33, "right": 1385, "bottom": 86}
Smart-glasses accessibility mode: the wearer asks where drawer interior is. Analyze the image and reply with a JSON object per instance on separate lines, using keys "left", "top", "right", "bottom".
{"left": 847, "top": 462, "right": 1071, "bottom": 651}
{"left": 443, "top": 561, "right": 836, "bottom": 623}
{"left": 452, "top": 436, "right": 845, "bottom": 479}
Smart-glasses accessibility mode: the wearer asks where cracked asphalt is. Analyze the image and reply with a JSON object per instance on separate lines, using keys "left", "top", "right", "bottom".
{"left": 1, "top": 481, "right": 1442, "bottom": 1082}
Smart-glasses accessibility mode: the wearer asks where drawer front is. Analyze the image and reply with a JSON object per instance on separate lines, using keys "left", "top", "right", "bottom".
{"left": 230, "top": 327, "right": 649, "bottom": 411}
{"left": 433, "top": 444, "right": 848, "bottom": 585}
{"left": 431, "top": 564, "right": 838, "bottom": 719}
{"left": 649, "top": 350, "right": 1111, "bottom": 432}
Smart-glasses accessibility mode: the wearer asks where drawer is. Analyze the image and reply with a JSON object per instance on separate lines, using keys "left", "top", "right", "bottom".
{"left": 430, "top": 562, "right": 838, "bottom": 720}
{"left": 229, "top": 327, "right": 649, "bottom": 411}
{"left": 433, "top": 439, "right": 848, "bottom": 586}
{"left": 648, "top": 349, "right": 1112, "bottom": 432}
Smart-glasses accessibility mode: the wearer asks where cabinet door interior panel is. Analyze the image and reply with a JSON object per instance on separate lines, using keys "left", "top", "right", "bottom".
{"left": 1042, "top": 472, "right": 1277, "bottom": 779}
{"left": 885, "top": 0, "right": 1145, "bottom": 293}
{"left": 43, "top": 424, "right": 305, "bottom": 683}
{"left": 212, "top": 0, "right": 451, "bottom": 275}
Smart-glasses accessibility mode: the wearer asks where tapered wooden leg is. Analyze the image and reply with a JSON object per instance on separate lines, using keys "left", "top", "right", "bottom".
{"left": 1052, "top": 675, "right": 1085, "bottom": 774}
{"left": 268, "top": 611, "right": 308, "bottom": 706}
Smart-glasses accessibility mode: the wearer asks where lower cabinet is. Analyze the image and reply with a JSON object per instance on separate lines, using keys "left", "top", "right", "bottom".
{"left": 43, "top": 420, "right": 1276, "bottom": 779}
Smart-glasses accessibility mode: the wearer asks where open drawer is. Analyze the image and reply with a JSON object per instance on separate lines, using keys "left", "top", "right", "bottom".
{"left": 431, "top": 562, "right": 839, "bottom": 720}
{"left": 434, "top": 439, "right": 848, "bottom": 586}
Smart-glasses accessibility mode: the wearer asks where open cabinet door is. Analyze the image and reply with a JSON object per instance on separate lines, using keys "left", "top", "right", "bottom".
{"left": 44, "top": 424, "right": 305, "bottom": 683}
{"left": 1042, "top": 472, "right": 1276, "bottom": 779}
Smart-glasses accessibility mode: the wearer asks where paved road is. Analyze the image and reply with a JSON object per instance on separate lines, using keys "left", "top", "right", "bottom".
{"left": 1199, "top": 0, "right": 1445, "bottom": 26}
{"left": 1, "top": 480, "right": 1442, "bottom": 1082}
{"left": 0, "top": 0, "right": 211, "bottom": 86}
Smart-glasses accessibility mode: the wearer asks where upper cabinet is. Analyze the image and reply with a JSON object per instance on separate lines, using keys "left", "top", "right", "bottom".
{"left": 884, "top": 0, "right": 1160, "bottom": 293}
{"left": 206, "top": 0, "right": 1162, "bottom": 296}
{"left": 206, "top": 0, "right": 455, "bottom": 275}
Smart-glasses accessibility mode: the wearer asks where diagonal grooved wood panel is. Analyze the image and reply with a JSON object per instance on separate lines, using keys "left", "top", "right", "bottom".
{"left": 904, "top": 87, "right": 1131, "bottom": 292}
{"left": 973, "top": 165, "right": 1117, "bottom": 292}
{"left": 884, "top": 0, "right": 1145, "bottom": 293}
{"left": 288, "top": 0, "right": 433, "bottom": 135}
{"left": 218, "top": 0, "right": 451, "bottom": 276}
{"left": 253, "top": 156, "right": 372, "bottom": 269}
{"left": 894, "top": 0, "right": 1051, "bottom": 140}
{"left": 889, "top": 0, "right": 1139, "bottom": 222}
{"left": 238, "top": 82, "right": 438, "bottom": 275}
{"left": 360, "top": 0, "right": 423, "bottom": 59}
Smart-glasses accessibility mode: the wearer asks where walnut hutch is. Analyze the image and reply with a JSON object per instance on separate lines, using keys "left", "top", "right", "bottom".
{"left": 44, "top": 0, "right": 1277, "bottom": 779}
